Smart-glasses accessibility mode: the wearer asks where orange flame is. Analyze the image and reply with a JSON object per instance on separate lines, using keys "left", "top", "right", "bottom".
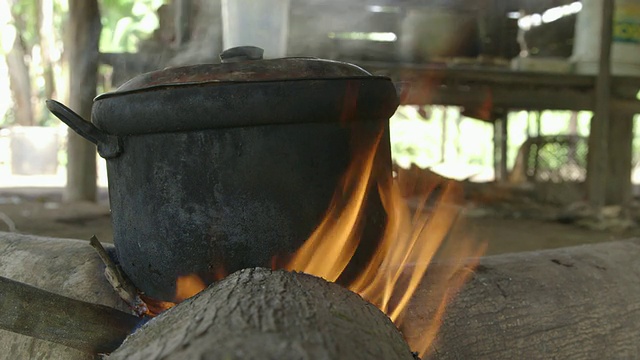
{"left": 174, "top": 274, "right": 206, "bottom": 302}
{"left": 285, "top": 135, "right": 485, "bottom": 357}
{"left": 142, "top": 274, "right": 206, "bottom": 315}
{"left": 285, "top": 133, "right": 381, "bottom": 282}
{"left": 144, "top": 131, "right": 484, "bottom": 357}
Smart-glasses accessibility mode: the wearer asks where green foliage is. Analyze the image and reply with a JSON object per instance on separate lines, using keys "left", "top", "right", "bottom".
{"left": 100, "top": 0, "right": 164, "bottom": 53}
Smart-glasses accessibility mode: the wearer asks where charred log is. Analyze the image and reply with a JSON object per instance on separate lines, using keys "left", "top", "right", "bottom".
{"left": 109, "top": 268, "right": 416, "bottom": 360}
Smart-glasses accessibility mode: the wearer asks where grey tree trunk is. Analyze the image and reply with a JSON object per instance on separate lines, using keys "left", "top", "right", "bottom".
{"left": 6, "top": 33, "right": 33, "bottom": 126}
{"left": 38, "top": 0, "right": 56, "bottom": 100}
{"left": 64, "top": 0, "right": 101, "bottom": 202}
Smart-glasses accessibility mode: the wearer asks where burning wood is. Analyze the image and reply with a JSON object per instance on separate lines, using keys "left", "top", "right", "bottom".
{"left": 112, "top": 240, "right": 640, "bottom": 359}
{"left": 109, "top": 268, "right": 417, "bottom": 360}
{"left": 0, "top": 99, "right": 634, "bottom": 359}
{"left": 282, "top": 154, "right": 484, "bottom": 356}
{"left": 89, "top": 236, "right": 148, "bottom": 316}
{"left": 1, "top": 232, "right": 640, "bottom": 358}
{"left": 137, "top": 135, "right": 484, "bottom": 357}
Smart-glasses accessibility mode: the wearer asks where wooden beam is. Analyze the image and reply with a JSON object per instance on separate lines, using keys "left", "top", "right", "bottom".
{"left": 361, "top": 61, "right": 640, "bottom": 112}
{"left": 363, "top": 62, "right": 596, "bottom": 88}
{"left": 417, "top": 85, "right": 596, "bottom": 111}
{"left": 586, "top": 0, "right": 614, "bottom": 209}
{"left": 401, "top": 83, "right": 640, "bottom": 112}
{"left": 363, "top": 60, "right": 640, "bottom": 89}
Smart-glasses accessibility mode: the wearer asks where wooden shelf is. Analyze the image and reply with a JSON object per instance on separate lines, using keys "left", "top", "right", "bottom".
{"left": 356, "top": 61, "right": 640, "bottom": 112}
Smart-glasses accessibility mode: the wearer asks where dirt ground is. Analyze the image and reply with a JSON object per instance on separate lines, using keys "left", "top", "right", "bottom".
{"left": 1, "top": 186, "right": 638, "bottom": 256}
{"left": 0, "top": 188, "right": 113, "bottom": 242}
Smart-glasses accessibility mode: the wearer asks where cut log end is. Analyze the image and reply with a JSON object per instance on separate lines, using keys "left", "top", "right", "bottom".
{"left": 109, "top": 268, "right": 416, "bottom": 360}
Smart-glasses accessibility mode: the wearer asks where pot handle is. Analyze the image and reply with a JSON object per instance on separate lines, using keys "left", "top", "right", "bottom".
{"left": 46, "top": 99, "right": 122, "bottom": 159}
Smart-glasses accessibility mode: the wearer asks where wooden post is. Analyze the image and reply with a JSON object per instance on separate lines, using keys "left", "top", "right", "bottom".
{"left": 493, "top": 111, "right": 508, "bottom": 182}
{"left": 606, "top": 108, "right": 634, "bottom": 205}
{"left": 440, "top": 106, "right": 448, "bottom": 163}
{"left": 586, "top": 0, "right": 614, "bottom": 209}
{"left": 568, "top": 111, "right": 578, "bottom": 164}
{"left": 64, "top": 0, "right": 101, "bottom": 202}
{"left": 532, "top": 111, "right": 541, "bottom": 180}
{"left": 455, "top": 112, "right": 463, "bottom": 160}
{"left": 500, "top": 112, "right": 508, "bottom": 181}
{"left": 493, "top": 120, "right": 500, "bottom": 181}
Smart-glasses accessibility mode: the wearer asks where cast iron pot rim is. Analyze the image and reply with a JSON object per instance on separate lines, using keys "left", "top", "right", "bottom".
{"left": 94, "top": 75, "right": 393, "bottom": 101}
{"left": 91, "top": 77, "right": 399, "bottom": 136}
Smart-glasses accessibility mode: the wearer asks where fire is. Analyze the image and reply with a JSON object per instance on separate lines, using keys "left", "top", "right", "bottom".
{"left": 142, "top": 274, "right": 206, "bottom": 315}
{"left": 173, "top": 274, "right": 207, "bottom": 302}
{"left": 143, "top": 132, "right": 484, "bottom": 357}
{"left": 284, "top": 135, "right": 485, "bottom": 357}
{"left": 285, "top": 133, "right": 381, "bottom": 281}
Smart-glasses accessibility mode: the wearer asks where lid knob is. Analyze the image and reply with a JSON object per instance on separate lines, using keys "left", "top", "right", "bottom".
{"left": 219, "top": 46, "right": 264, "bottom": 63}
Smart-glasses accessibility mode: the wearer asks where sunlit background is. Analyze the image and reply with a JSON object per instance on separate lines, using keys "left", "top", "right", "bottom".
{"left": 0, "top": 0, "right": 639, "bottom": 187}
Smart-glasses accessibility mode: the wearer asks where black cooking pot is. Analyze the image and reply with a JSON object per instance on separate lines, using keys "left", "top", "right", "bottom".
{"left": 48, "top": 46, "right": 399, "bottom": 301}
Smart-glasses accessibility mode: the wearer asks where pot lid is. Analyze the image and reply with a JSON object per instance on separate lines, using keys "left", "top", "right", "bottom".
{"left": 91, "top": 46, "right": 399, "bottom": 136}
{"left": 98, "top": 46, "right": 375, "bottom": 97}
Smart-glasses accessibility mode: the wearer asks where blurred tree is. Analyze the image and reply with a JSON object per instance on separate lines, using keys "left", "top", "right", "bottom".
{"left": 6, "top": 0, "right": 35, "bottom": 126}
{"left": 64, "top": 0, "right": 101, "bottom": 202}
{"left": 37, "top": 0, "right": 56, "bottom": 101}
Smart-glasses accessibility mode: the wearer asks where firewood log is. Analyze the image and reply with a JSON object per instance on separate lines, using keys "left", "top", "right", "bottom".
{"left": 112, "top": 239, "right": 640, "bottom": 360}
{"left": 3, "top": 232, "right": 640, "bottom": 359}
{"left": 109, "top": 268, "right": 416, "bottom": 360}
{"left": 0, "top": 232, "right": 128, "bottom": 360}
{"left": 0, "top": 275, "right": 139, "bottom": 354}
{"left": 408, "top": 239, "right": 640, "bottom": 359}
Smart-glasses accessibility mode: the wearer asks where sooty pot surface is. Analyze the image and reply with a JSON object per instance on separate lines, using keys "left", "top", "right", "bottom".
{"left": 48, "top": 46, "right": 399, "bottom": 300}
